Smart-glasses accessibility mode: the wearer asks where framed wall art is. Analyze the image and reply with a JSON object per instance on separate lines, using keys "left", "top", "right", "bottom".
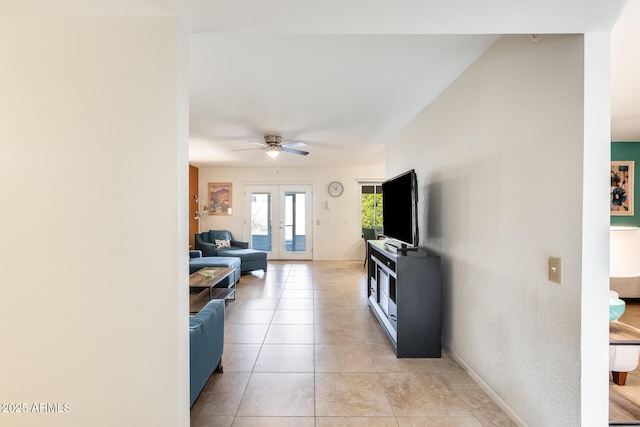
{"left": 208, "top": 182, "right": 232, "bottom": 215}
{"left": 611, "top": 161, "right": 634, "bottom": 216}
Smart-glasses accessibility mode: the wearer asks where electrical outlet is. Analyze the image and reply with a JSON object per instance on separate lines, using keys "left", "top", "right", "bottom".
{"left": 548, "top": 256, "right": 562, "bottom": 284}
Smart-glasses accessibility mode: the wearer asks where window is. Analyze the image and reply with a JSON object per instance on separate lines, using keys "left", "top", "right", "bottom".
{"left": 361, "top": 183, "right": 383, "bottom": 231}
{"left": 251, "top": 193, "right": 271, "bottom": 251}
{"left": 284, "top": 192, "right": 306, "bottom": 252}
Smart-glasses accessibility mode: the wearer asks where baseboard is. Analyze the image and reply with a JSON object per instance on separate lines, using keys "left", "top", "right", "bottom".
{"left": 446, "top": 347, "right": 528, "bottom": 427}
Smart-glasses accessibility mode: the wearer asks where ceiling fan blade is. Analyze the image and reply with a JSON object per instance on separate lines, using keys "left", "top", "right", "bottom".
{"left": 232, "top": 148, "right": 266, "bottom": 152}
{"left": 282, "top": 141, "right": 307, "bottom": 148}
{"left": 253, "top": 141, "right": 268, "bottom": 147}
{"left": 282, "top": 147, "right": 309, "bottom": 156}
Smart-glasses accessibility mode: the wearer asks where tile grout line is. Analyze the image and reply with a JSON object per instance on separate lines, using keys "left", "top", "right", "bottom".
{"left": 312, "top": 268, "right": 317, "bottom": 426}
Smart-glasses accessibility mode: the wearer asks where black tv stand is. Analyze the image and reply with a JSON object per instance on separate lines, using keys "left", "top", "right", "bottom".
{"left": 367, "top": 240, "right": 441, "bottom": 358}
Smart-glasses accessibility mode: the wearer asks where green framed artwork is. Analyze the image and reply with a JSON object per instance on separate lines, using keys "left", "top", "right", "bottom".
{"left": 611, "top": 161, "right": 634, "bottom": 216}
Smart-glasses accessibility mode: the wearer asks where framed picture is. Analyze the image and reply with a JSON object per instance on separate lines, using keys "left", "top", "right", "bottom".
{"left": 611, "top": 161, "right": 634, "bottom": 216}
{"left": 207, "top": 182, "right": 232, "bottom": 215}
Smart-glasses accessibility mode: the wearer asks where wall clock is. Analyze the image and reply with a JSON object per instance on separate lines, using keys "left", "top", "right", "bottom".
{"left": 328, "top": 181, "right": 344, "bottom": 197}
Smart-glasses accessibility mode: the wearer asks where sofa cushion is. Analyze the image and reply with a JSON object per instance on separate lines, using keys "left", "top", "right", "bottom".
{"left": 209, "top": 230, "right": 232, "bottom": 242}
{"left": 215, "top": 239, "right": 231, "bottom": 248}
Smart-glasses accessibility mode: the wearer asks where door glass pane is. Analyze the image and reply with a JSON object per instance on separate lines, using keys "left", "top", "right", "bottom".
{"left": 251, "top": 193, "right": 271, "bottom": 251}
{"left": 361, "top": 183, "right": 383, "bottom": 234}
{"left": 284, "top": 192, "right": 306, "bottom": 253}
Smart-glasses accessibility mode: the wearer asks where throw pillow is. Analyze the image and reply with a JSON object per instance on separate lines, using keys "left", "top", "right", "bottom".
{"left": 215, "top": 239, "right": 231, "bottom": 248}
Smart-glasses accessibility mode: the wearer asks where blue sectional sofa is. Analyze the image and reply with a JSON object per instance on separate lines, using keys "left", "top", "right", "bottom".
{"left": 194, "top": 230, "right": 267, "bottom": 274}
{"left": 190, "top": 299, "right": 224, "bottom": 407}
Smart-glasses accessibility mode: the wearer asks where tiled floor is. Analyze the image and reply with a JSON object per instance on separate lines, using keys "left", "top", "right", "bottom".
{"left": 191, "top": 260, "right": 516, "bottom": 427}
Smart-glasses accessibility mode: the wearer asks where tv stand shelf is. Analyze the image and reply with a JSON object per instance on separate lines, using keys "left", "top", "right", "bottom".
{"left": 367, "top": 240, "right": 441, "bottom": 358}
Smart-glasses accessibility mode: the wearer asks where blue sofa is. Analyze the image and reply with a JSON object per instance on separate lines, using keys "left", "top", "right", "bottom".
{"left": 190, "top": 299, "right": 224, "bottom": 407}
{"left": 195, "top": 230, "right": 267, "bottom": 274}
{"left": 189, "top": 250, "right": 241, "bottom": 287}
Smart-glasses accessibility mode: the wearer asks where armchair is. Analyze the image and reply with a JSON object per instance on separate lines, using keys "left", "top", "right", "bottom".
{"left": 194, "top": 230, "right": 249, "bottom": 257}
{"left": 362, "top": 227, "right": 377, "bottom": 268}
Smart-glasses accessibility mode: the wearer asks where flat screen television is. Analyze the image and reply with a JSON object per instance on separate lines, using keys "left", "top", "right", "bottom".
{"left": 382, "top": 169, "right": 419, "bottom": 250}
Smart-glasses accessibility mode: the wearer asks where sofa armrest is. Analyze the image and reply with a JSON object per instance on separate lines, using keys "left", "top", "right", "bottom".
{"left": 189, "top": 299, "right": 224, "bottom": 406}
{"left": 231, "top": 240, "right": 249, "bottom": 249}
{"left": 195, "top": 241, "right": 218, "bottom": 257}
{"left": 189, "top": 250, "right": 203, "bottom": 259}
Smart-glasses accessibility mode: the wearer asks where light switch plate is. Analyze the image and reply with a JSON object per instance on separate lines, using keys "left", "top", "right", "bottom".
{"left": 548, "top": 256, "right": 563, "bottom": 284}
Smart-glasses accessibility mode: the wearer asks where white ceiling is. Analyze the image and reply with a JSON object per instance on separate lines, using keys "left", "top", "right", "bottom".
{"left": 184, "top": 0, "right": 621, "bottom": 34}
{"left": 189, "top": 34, "right": 500, "bottom": 167}
{"left": 186, "top": 0, "right": 636, "bottom": 168}
{"left": 8, "top": 1, "right": 630, "bottom": 168}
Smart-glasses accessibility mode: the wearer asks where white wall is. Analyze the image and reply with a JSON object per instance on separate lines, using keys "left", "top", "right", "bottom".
{"left": 0, "top": 17, "right": 189, "bottom": 426}
{"left": 580, "top": 33, "right": 611, "bottom": 425}
{"left": 196, "top": 165, "right": 384, "bottom": 260}
{"left": 388, "top": 35, "right": 610, "bottom": 426}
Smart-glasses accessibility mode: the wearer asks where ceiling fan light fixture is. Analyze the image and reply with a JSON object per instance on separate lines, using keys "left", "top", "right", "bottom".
{"left": 232, "top": 134, "right": 308, "bottom": 158}
{"left": 265, "top": 145, "right": 281, "bottom": 158}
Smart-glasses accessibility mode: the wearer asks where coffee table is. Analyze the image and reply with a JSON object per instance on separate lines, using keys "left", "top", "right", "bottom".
{"left": 189, "top": 267, "right": 236, "bottom": 313}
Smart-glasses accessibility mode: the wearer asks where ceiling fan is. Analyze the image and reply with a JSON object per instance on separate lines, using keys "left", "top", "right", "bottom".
{"left": 233, "top": 135, "right": 309, "bottom": 158}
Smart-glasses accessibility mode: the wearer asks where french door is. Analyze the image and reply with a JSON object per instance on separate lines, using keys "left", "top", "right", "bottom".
{"left": 244, "top": 184, "right": 313, "bottom": 260}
